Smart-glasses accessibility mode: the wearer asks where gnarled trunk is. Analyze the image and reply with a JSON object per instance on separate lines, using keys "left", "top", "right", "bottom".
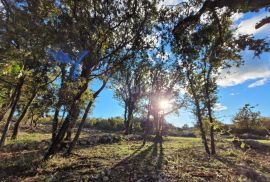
{"left": 0, "top": 90, "right": 17, "bottom": 123}
{"left": 52, "top": 105, "right": 60, "bottom": 141}
{"left": 44, "top": 81, "right": 88, "bottom": 160}
{"left": 11, "top": 91, "right": 37, "bottom": 140}
{"left": 44, "top": 102, "right": 81, "bottom": 160}
{"left": 65, "top": 118, "right": 75, "bottom": 141}
{"left": 124, "top": 103, "right": 128, "bottom": 134}
{"left": 52, "top": 65, "right": 67, "bottom": 141}
{"left": 66, "top": 80, "right": 107, "bottom": 154}
{"left": 187, "top": 69, "right": 210, "bottom": 155}
{"left": 204, "top": 65, "right": 216, "bottom": 155}
{"left": 195, "top": 100, "right": 210, "bottom": 155}
{"left": 66, "top": 100, "right": 93, "bottom": 154}
{"left": 0, "top": 103, "right": 9, "bottom": 123}
{"left": 126, "top": 105, "right": 134, "bottom": 135}
{"left": 208, "top": 106, "right": 215, "bottom": 155}
{"left": 0, "top": 76, "right": 24, "bottom": 147}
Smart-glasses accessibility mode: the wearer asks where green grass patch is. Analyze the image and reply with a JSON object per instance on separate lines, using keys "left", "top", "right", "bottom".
{"left": 5, "top": 132, "right": 51, "bottom": 145}
{"left": 1, "top": 133, "right": 269, "bottom": 182}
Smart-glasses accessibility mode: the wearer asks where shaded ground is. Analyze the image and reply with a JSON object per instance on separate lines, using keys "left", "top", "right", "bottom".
{"left": 0, "top": 126, "right": 270, "bottom": 181}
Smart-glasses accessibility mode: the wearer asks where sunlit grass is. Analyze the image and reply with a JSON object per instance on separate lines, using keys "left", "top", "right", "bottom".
{"left": 225, "top": 138, "right": 270, "bottom": 144}
{"left": 256, "top": 139, "right": 270, "bottom": 144}
{"left": 5, "top": 132, "right": 51, "bottom": 145}
{"left": 1, "top": 132, "right": 269, "bottom": 181}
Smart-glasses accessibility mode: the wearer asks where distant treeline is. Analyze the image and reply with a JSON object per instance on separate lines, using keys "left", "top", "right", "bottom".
{"left": 38, "top": 114, "right": 270, "bottom": 139}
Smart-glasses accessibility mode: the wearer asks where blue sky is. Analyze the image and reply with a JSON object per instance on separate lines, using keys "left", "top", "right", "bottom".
{"left": 91, "top": 7, "right": 270, "bottom": 127}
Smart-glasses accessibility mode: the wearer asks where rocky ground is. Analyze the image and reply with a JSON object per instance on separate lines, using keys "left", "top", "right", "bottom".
{"left": 0, "top": 125, "right": 270, "bottom": 182}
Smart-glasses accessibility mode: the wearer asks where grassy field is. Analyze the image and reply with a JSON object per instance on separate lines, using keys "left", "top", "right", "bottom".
{"left": 0, "top": 127, "right": 270, "bottom": 182}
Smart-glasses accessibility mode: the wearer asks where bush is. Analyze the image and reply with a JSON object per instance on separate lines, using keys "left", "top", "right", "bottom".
{"left": 231, "top": 126, "right": 269, "bottom": 137}
{"left": 231, "top": 104, "right": 268, "bottom": 137}
{"left": 87, "top": 117, "right": 125, "bottom": 131}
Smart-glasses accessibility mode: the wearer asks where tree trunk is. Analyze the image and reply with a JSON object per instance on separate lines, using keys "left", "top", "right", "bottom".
{"left": 195, "top": 100, "right": 210, "bottom": 155}
{"left": 0, "top": 90, "right": 17, "bottom": 123}
{"left": 159, "top": 115, "right": 164, "bottom": 140}
{"left": 129, "top": 121, "right": 133, "bottom": 134}
{"left": 126, "top": 105, "right": 134, "bottom": 134}
{"left": 124, "top": 103, "right": 128, "bottom": 134}
{"left": 30, "top": 114, "right": 34, "bottom": 127}
{"left": 204, "top": 65, "right": 216, "bottom": 155}
{"left": 0, "top": 104, "right": 8, "bottom": 123}
{"left": 11, "top": 91, "right": 36, "bottom": 140}
{"left": 124, "top": 105, "right": 131, "bottom": 135}
{"left": 153, "top": 112, "right": 161, "bottom": 142}
{"left": 66, "top": 80, "right": 107, "bottom": 154}
{"left": 52, "top": 104, "right": 61, "bottom": 141}
{"left": 0, "top": 102, "right": 9, "bottom": 122}
{"left": 60, "top": 108, "right": 66, "bottom": 123}
{"left": 157, "top": 116, "right": 164, "bottom": 142}
{"left": 44, "top": 103, "right": 81, "bottom": 160}
{"left": 187, "top": 69, "right": 210, "bottom": 155}
{"left": 65, "top": 115, "right": 76, "bottom": 142}
{"left": 65, "top": 116, "right": 76, "bottom": 141}
{"left": 205, "top": 89, "right": 216, "bottom": 155}
{"left": 208, "top": 106, "right": 216, "bottom": 155}
{"left": 52, "top": 64, "right": 67, "bottom": 141}
{"left": 67, "top": 100, "right": 93, "bottom": 154}
{"left": 0, "top": 76, "right": 24, "bottom": 147}
{"left": 65, "top": 127, "right": 73, "bottom": 141}
{"left": 44, "top": 81, "right": 89, "bottom": 160}
{"left": 143, "top": 103, "right": 151, "bottom": 145}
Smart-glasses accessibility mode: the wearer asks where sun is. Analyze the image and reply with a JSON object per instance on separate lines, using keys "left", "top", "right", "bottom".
{"left": 159, "top": 99, "right": 170, "bottom": 110}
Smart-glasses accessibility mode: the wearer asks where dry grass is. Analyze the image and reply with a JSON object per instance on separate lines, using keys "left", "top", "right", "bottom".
{"left": 0, "top": 127, "right": 269, "bottom": 182}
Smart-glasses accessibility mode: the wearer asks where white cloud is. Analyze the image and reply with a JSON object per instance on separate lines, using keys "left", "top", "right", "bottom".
{"left": 248, "top": 78, "right": 268, "bottom": 88}
{"left": 231, "top": 12, "right": 244, "bottom": 22}
{"left": 217, "top": 51, "right": 270, "bottom": 87}
{"left": 213, "top": 103, "right": 228, "bottom": 112}
{"left": 235, "top": 12, "right": 270, "bottom": 36}
{"left": 230, "top": 92, "right": 240, "bottom": 96}
{"left": 219, "top": 12, "right": 270, "bottom": 87}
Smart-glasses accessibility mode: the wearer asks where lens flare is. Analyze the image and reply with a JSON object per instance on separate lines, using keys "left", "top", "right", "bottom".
{"left": 159, "top": 99, "right": 170, "bottom": 110}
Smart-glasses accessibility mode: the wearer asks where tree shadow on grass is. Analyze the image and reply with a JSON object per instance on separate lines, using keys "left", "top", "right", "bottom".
{"left": 0, "top": 149, "right": 43, "bottom": 180}
{"left": 0, "top": 139, "right": 165, "bottom": 181}
{"left": 215, "top": 155, "right": 270, "bottom": 182}
{"left": 106, "top": 140, "right": 165, "bottom": 182}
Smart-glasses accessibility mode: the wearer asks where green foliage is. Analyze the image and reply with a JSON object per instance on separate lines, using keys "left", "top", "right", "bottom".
{"left": 0, "top": 0, "right": 269, "bottom": 163}
{"left": 231, "top": 104, "right": 265, "bottom": 136}
{"left": 231, "top": 117, "right": 270, "bottom": 138}
{"left": 233, "top": 104, "right": 261, "bottom": 128}
{"left": 87, "top": 117, "right": 125, "bottom": 131}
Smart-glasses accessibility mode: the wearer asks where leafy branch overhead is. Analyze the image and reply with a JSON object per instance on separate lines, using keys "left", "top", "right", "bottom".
{"left": 0, "top": 1, "right": 269, "bottom": 181}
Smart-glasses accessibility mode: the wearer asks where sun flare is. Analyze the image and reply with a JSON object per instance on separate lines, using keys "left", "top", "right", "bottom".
{"left": 159, "top": 99, "right": 170, "bottom": 110}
